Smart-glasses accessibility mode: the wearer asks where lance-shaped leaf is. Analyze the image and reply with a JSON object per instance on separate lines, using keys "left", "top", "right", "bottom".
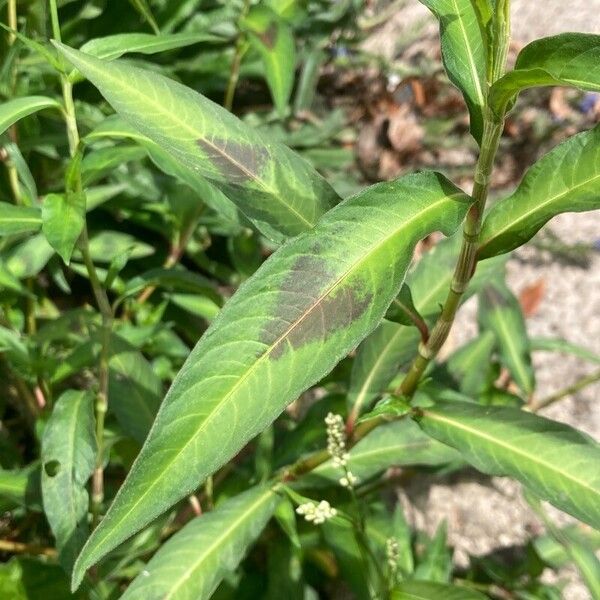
{"left": 393, "top": 581, "right": 487, "bottom": 600}
{"left": 419, "top": 0, "right": 487, "bottom": 143}
{"left": 478, "top": 280, "right": 535, "bottom": 396}
{"left": 71, "top": 172, "right": 471, "bottom": 588}
{"left": 42, "top": 193, "right": 86, "bottom": 264}
{"left": 242, "top": 6, "right": 296, "bottom": 117}
{"left": 0, "top": 203, "right": 42, "bottom": 237}
{"left": 41, "top": 390, "right": 96, "bottom": 572}
{"left": 121, "top": 486, "right": 280, "bottom": 600}
{"left": 86, "top": 116, "right": 242, "bottom": 225}
{"left": 479, "top": 125, "right": 600, "bottom": 259}
{"left": 300, "top": 418, "right": 459, "bottom": 488}
{"left": 52, "top": 42, "right": 339, "bottom": 243}
{"left": 0, "top": 96, "right": 62, "bottom": 136}
{"left": 417, "top": 401, "right": 600, "bottom": 529}
{"left": 489, "top": 33, "right": 600, "bottom": 117}
{"left": 80, "top": 32, "right": 224, "bottom": 61}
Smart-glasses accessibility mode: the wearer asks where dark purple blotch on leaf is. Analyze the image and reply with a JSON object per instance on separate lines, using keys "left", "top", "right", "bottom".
{"left": 260, "top": 255, "right": 373, "bottom": 359}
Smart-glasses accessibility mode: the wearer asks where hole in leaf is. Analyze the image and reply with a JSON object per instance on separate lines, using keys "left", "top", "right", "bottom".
{"left": 44, "top": 460, "right": 61, "bottom": 477}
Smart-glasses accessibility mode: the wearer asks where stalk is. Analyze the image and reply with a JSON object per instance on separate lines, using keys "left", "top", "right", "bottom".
{"left": 529, "top": 368, "right": 600, "bottom": 412}
{"left": 397, "top": 6, "right": 511, "bottom": 398}
{"left": 49, "top": 0, "right": 113, "bottom": 524}
{"left": 223, "top": 0, "right": 251, "bottom": 111}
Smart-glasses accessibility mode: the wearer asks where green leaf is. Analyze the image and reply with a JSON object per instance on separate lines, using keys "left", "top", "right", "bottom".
{"left": 0, "top": 464, "right": 41, "bottom": 510}
{"left": 478, "top": 280, "right": 534, "bottom": 396}
{"left": 386, "top": 284, "right": 425, "bottom": 329}
{"left": 53, "top": 42, "right": 339, "bottom": 242}
{"left": 417, "top": 401, "right": 600, "bottom": 529}
{"left": 128, "top": 0, "right": 160, "bottom": 35}
{"left": 87, "top": 116, "right": 242, "bottom": 225}
{"left": 243, "top": 6, "right": 296, "bottom": 117}
{"left": 530, "top": 337, "right": 600, "bottom": 365}
{"left": 121, "top": 486, "right": 280, "bottom": 600}
{"left": 418, "top": 0, "right": 487, "bottom": 143}
{"left": 41, "top": 192, "right": 86, "bottom": 264}
{"left": 80, "top": 32, "right": 223, "bottom": 61}
{"left": 413, "top": 521, "right": 451, "bottom": 583}
{"left": 2, "top": 233, "right": 54, "bottom": 279}
{"left": 479, "top": 125, "right": 600, "bottom": 259}
{"left": 71, "top": 172, "right": 471, "bottom": 587}
{"left": 0, "top": 96, "right": 61, "bottom": 136}
{"left": 0, "top": 202, "right": 42, "bottom": 237}
{"left": 108, "top": 336, "right": 163, "bottom": 444}
{"left": 41, "top": 390, "right": 96, "bottom": 572}
{"left": 0, "top": 557, "right": 82, "bottom": 600}
{"left": 445, "top": 331, "right": 496, "bottom": 397}
{"left": 393, "top": 580, "right": 487, "bottom": 600}
{"left": 489, "top": 33, "right": 600, "bottom": 117}
{"left": 301, "top": 418, "right": 459, "bottom": 487}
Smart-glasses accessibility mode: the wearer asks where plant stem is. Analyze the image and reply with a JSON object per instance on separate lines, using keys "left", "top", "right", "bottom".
{"left": 397, "top": 3, "right": 512, "bottom": 397}
{"left": 49, "top": 0, "right": 113, "bottom": 523}
{"left": 223, "top": 0, "right": 251, "bottom": 111}
{"left": 529, "top": 368, "right": 600, "bottom": 412}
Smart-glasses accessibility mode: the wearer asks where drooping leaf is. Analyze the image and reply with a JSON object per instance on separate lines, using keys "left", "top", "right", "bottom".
{"left": 416, "top": 401, "right": 600, "bottom": 529}
{"left": 80, "top": 32, "right": 223, "bottom": 61}
{"left": 418, "top": 0, "right": 487, "bottom": 143}
{"left": 0, "top": 96, "right": 61, "bottom": 136}
{"left": 53, "top": 42, "right": 339, "bottom": 242}
{"left": 489, "top": 33, "right": 600, "bottom": 117}
{"left": 0, "top": 203, "right": 42, "bottom": 237}
{"left": 478, "top": 279, "right": 535, "bottom": 396}
{"left": 479, "top": 125, "right": 600, "bottom": 259}
{"left": 120, "top": 486, "right": 280, "bottom": 600}
{"left": 301, "top": 419, "right": 459, "bottom": 488}
{"left": 41, "top": 192, "right": 86, "bottom": 264}
{"left": 41, "top": 390, "right": 96, "bottom": 572}
{"left": 393, "top": 580, "right": 487, "bottom": 600}
{"left": 242, "top": 6, "right": 296, "bottom": 117}
{"left": 71, "top": 172, "right": 471, "bottom": 588}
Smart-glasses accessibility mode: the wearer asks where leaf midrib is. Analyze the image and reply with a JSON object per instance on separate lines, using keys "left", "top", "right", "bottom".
{"left": 423, "top": 408, "right": 599, "bottom": 498}
{"left": 492, "top": 305, "right": 531, "bottom": 394}
{"left": 85, "top": 192, "right": 464, "bottom": 560}
{"left": 480, "top": 170, "right": 600, "bottom": 253}
{"left": 77, "top": 51, "right": 314, "bottom": 230}
{"left": 161, "top": 489, "right": 275, "bottom": 599}
{"left": 451, "top": 0, "right": 485, "bottom": 109}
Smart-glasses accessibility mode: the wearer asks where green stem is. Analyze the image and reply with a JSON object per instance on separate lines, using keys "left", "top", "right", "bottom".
{"left": 529, "top": 368, "right": 600, "bottom": 412}
{"left": 223, "top": 0, "right": 251, "bottom": 111}
{"left": 49, "top": 0, "right": 113, "bottom": 523}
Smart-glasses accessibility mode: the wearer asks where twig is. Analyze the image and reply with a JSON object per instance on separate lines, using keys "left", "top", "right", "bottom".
{"left": 223, "top": 0, "right": 251, "bottom": 111}
{"left": 529, "top": 368, "right": 600, "bottom": 412}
